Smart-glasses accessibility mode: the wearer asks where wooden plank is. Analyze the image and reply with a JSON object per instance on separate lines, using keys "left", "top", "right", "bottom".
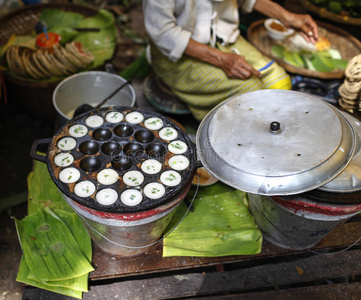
{"left": 90, "top": 220, "right": 361, "bottom": 280}
{"left": 85, "top": 249, "right": 361, "bottom": 299}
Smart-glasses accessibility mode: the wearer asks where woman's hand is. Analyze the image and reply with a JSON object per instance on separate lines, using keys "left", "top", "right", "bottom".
{"left": 254, "top": 0, "right": 319, "bottom": 43}
{"left": 218, "top": 51, "right": 261, "bottom": 79}
{"left": 283, "top": 13, "right": 318, "bottom": 43}
{"left": 184, "top": 39, "right": 261, "bottom": 80}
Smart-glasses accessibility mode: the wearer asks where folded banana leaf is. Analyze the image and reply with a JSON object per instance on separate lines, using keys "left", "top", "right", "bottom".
{"left": 16, "top": 208, "right": 92, "bottom": 298}
{"left": 163, "top": 183, "right": 262, "bottom": 257}
{"left": 15, "top": 207, "right": 94, "bottom": 282}
{"left": 17, "top": 257, "right": 83, "bottom": 299}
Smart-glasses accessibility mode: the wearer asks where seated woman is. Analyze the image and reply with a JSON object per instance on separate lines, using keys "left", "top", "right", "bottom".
{"left": 143, "top": 0, "right": 318, "bottom": 121}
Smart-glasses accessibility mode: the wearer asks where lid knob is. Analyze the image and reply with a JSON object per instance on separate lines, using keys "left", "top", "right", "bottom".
{"left": 270, "top": 121, "right": 281, "bottom": 133}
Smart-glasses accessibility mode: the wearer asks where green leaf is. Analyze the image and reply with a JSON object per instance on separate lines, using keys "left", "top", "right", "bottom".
{"left": 312, "top": 52, "right": 334, "bottom": 72}
{"left": 74, "top": 25, "right": 117, "bottom": 68}
{"left": 119, "top": 52, "right": 152, "bottom": 80}
{"left": 40, "top": 9, "right": 84, "bottom": 29}
{"left": 17, "top": 257, "right": 83, "bottom": 299}
{"left": 163, "top": 189, "right": 262, "bottom": 257}
{"left": 283, "top": 51, "right": 305, "bottom": 68}
{"left": 50, "top": 26, "right": 78, "bottom": 45}
{"left": 77, "top": 9, "right": 114, "bottom": 29}
{"left": 27, "top": 160, "right": 71, "bottom": 215}
{"left": 331, "top": 58, "right": 349, "bottom": 70}
{"left": 15, "top": 207, "right": 94, "bottom": 282}
{"left": 271, "top": 44, "right": 285, "bottom": 59}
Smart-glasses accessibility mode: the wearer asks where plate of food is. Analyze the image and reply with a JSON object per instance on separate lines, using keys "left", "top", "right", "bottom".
{"left": 301, "top": 0, "right": 361, "bottom": 25}
{"left": 247, "top": 19, "right": 361, "bottom": 79}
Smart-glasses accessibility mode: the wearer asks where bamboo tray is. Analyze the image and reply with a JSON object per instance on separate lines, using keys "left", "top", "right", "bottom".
{"left": 247, "top": 19, "right": 361, "bottom": 79}
{"left": 301, "top": 0, "right": 361, "bottom": 26}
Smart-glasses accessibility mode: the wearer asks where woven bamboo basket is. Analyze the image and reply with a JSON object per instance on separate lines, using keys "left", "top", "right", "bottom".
{"left": 0, "top": 3, "right": 112, "bottom": 123}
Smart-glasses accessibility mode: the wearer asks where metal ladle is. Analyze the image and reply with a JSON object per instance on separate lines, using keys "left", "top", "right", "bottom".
{"left": 72, "top": 80, "right": 132, "bottom": 118}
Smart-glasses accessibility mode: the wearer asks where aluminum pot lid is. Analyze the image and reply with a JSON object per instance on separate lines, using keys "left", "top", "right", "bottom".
{"left": 318, "top": 111, "right": 361, "bottom": 192}
{"left": 196, "top": 90, "right": 356, "bottom": 196}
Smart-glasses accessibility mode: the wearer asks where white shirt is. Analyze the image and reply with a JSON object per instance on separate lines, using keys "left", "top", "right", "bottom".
{"left": 143, "top": 0, "right": 257, "bottom": 62}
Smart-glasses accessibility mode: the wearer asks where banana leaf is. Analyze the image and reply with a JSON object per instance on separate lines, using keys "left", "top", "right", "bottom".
{"left": 40, "top": 8, "right": 84, "bottom": 29}
{"left": 74, "top": 9, "right": 117, "bottom": 68}
{"left": 27, "top": 160, "right": 71, "bottom": 215}
{"left": 163, "top": 183, "right": 262, "bottom": 257}
{"left": 74, "top": 25, "right": 117, "bottom": 68}
{"left": 15, "top": 207, "right": 94, "bottom": 282}
{"left": 32, "top": 209, "right": 92, "bottom": 291}
{"left": 119, "top": 52, "right": 152, "bottom": 80}
{"left": 50, "top": 26, "right": 78, "bottom": 45}
{"left": 16, "top": 209, "right": 92, "bottom": 297}
{"left": 77, "top": 9, "right": 114, "bottom": 29}
{"left": 17, "top": 257, "right": 83, "bottom": 299}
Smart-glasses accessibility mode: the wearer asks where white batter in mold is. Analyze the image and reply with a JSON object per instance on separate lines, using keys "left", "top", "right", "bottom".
{"left": 141, "top": 159, "right": 162, "bottom": 175}
{"left": 96, "top": 188, "right": 118, "bottom": 205}
{"left": 143, "top": 182, "right": 166, "bottom": 199}
{"left": 123, "top": 170, "right": 144, "bottom": 186}
{"left": 120, "top": 189, "right": 143, "bottom": 206}
{"left": 97, "top": 168, "right": 119, "bottom": 185}
{"left": 85, "top": 115, "right": 104, "bottom": 128}
{"left": 144, "top": 117, "right": 164, "bottom": 130}
{"left": 159, "top": 127, "right": 178, "bottom": 141}
{"left": 59, "top": 167, "right": 81, "bottom": 183}
{"left": 54, "top": 153, "right": 74, "bottom": 167}
{"left": 74, "top": 180, "right": 96, "bottom": 198}
{"left": 168, "top": 155, "right": 190, "bottom": 171}
{"left": 160, "top": 170, "right": 182, "bottom": 186}
{"left": 69, "top": 124, "right": 88, "bottom": 138}
{"left": 125, "top": 111, "right": 144, "bottom": 124}
{"left": 168, "top": 140, "right": 188, "bottom": 154}
{"left": 57, "top": 137, "right": 77, "bottom": 151}
{"left": 105, "top": 111, "right": 124, "bottom": 123}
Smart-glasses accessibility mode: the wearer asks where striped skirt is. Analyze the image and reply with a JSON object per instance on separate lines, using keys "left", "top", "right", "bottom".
{"left": 150, "top": 35, "right": 291, "bottom": 121}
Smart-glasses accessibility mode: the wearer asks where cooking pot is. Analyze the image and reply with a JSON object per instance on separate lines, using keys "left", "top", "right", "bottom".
{"left": 53, "top": 71, "right": 136, "bottom": 128}
{"left": 195, "top": 89, "right": 361, "bottom": 249}
{"left": 31, "top": 106, "right": 198, "bottom": 214}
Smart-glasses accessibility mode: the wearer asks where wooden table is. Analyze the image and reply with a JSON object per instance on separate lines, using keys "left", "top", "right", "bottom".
{"left": 23, "top": 214, "right": 361, "bottom": 299}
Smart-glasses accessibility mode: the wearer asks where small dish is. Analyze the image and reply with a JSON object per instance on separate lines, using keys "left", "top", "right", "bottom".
{"left": 192, "top": 167, "right": 218, "bottom": 187}
{"left": 264, "top": 18, "right": 294, "bottom": 41}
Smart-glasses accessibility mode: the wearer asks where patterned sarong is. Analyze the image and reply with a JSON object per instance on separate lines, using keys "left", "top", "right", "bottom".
{"left": 150, "top": 35, "right": 291, "bottom": 121}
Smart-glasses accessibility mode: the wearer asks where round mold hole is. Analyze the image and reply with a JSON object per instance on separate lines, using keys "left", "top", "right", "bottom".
{"left": 134, "top": 129, "right": 155, "bottom": 143}
{"left": 146, "top": 143, "right": 167, "bottom": 158}
{"left": 123, "top": 142, "right": 144, "bottom": 157}
{"left": 93, "top": 128, "right": 112, "bottom": 141}
{"left": 114, "top": 124, "right": 134, "bottom": 137}
{"left": 79, "top": 156, "right": 102, "bottom": 172}
{"left": 101, "top": 141, "right": 121, "bottom": 156}
{"left": 111, "top": 155, "right": 133, "bottom": 171}
{"left": 79, "top": 140, "right": 100, "bottom": 155}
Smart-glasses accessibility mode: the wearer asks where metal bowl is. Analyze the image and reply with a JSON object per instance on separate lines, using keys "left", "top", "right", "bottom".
{"left": 53, "top": 71, "right": 136, "bottom": 127}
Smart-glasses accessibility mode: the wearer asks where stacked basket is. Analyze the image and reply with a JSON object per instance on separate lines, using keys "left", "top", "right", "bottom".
{"left": 338, "top": 54, "right": 361, "bottom": 112}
